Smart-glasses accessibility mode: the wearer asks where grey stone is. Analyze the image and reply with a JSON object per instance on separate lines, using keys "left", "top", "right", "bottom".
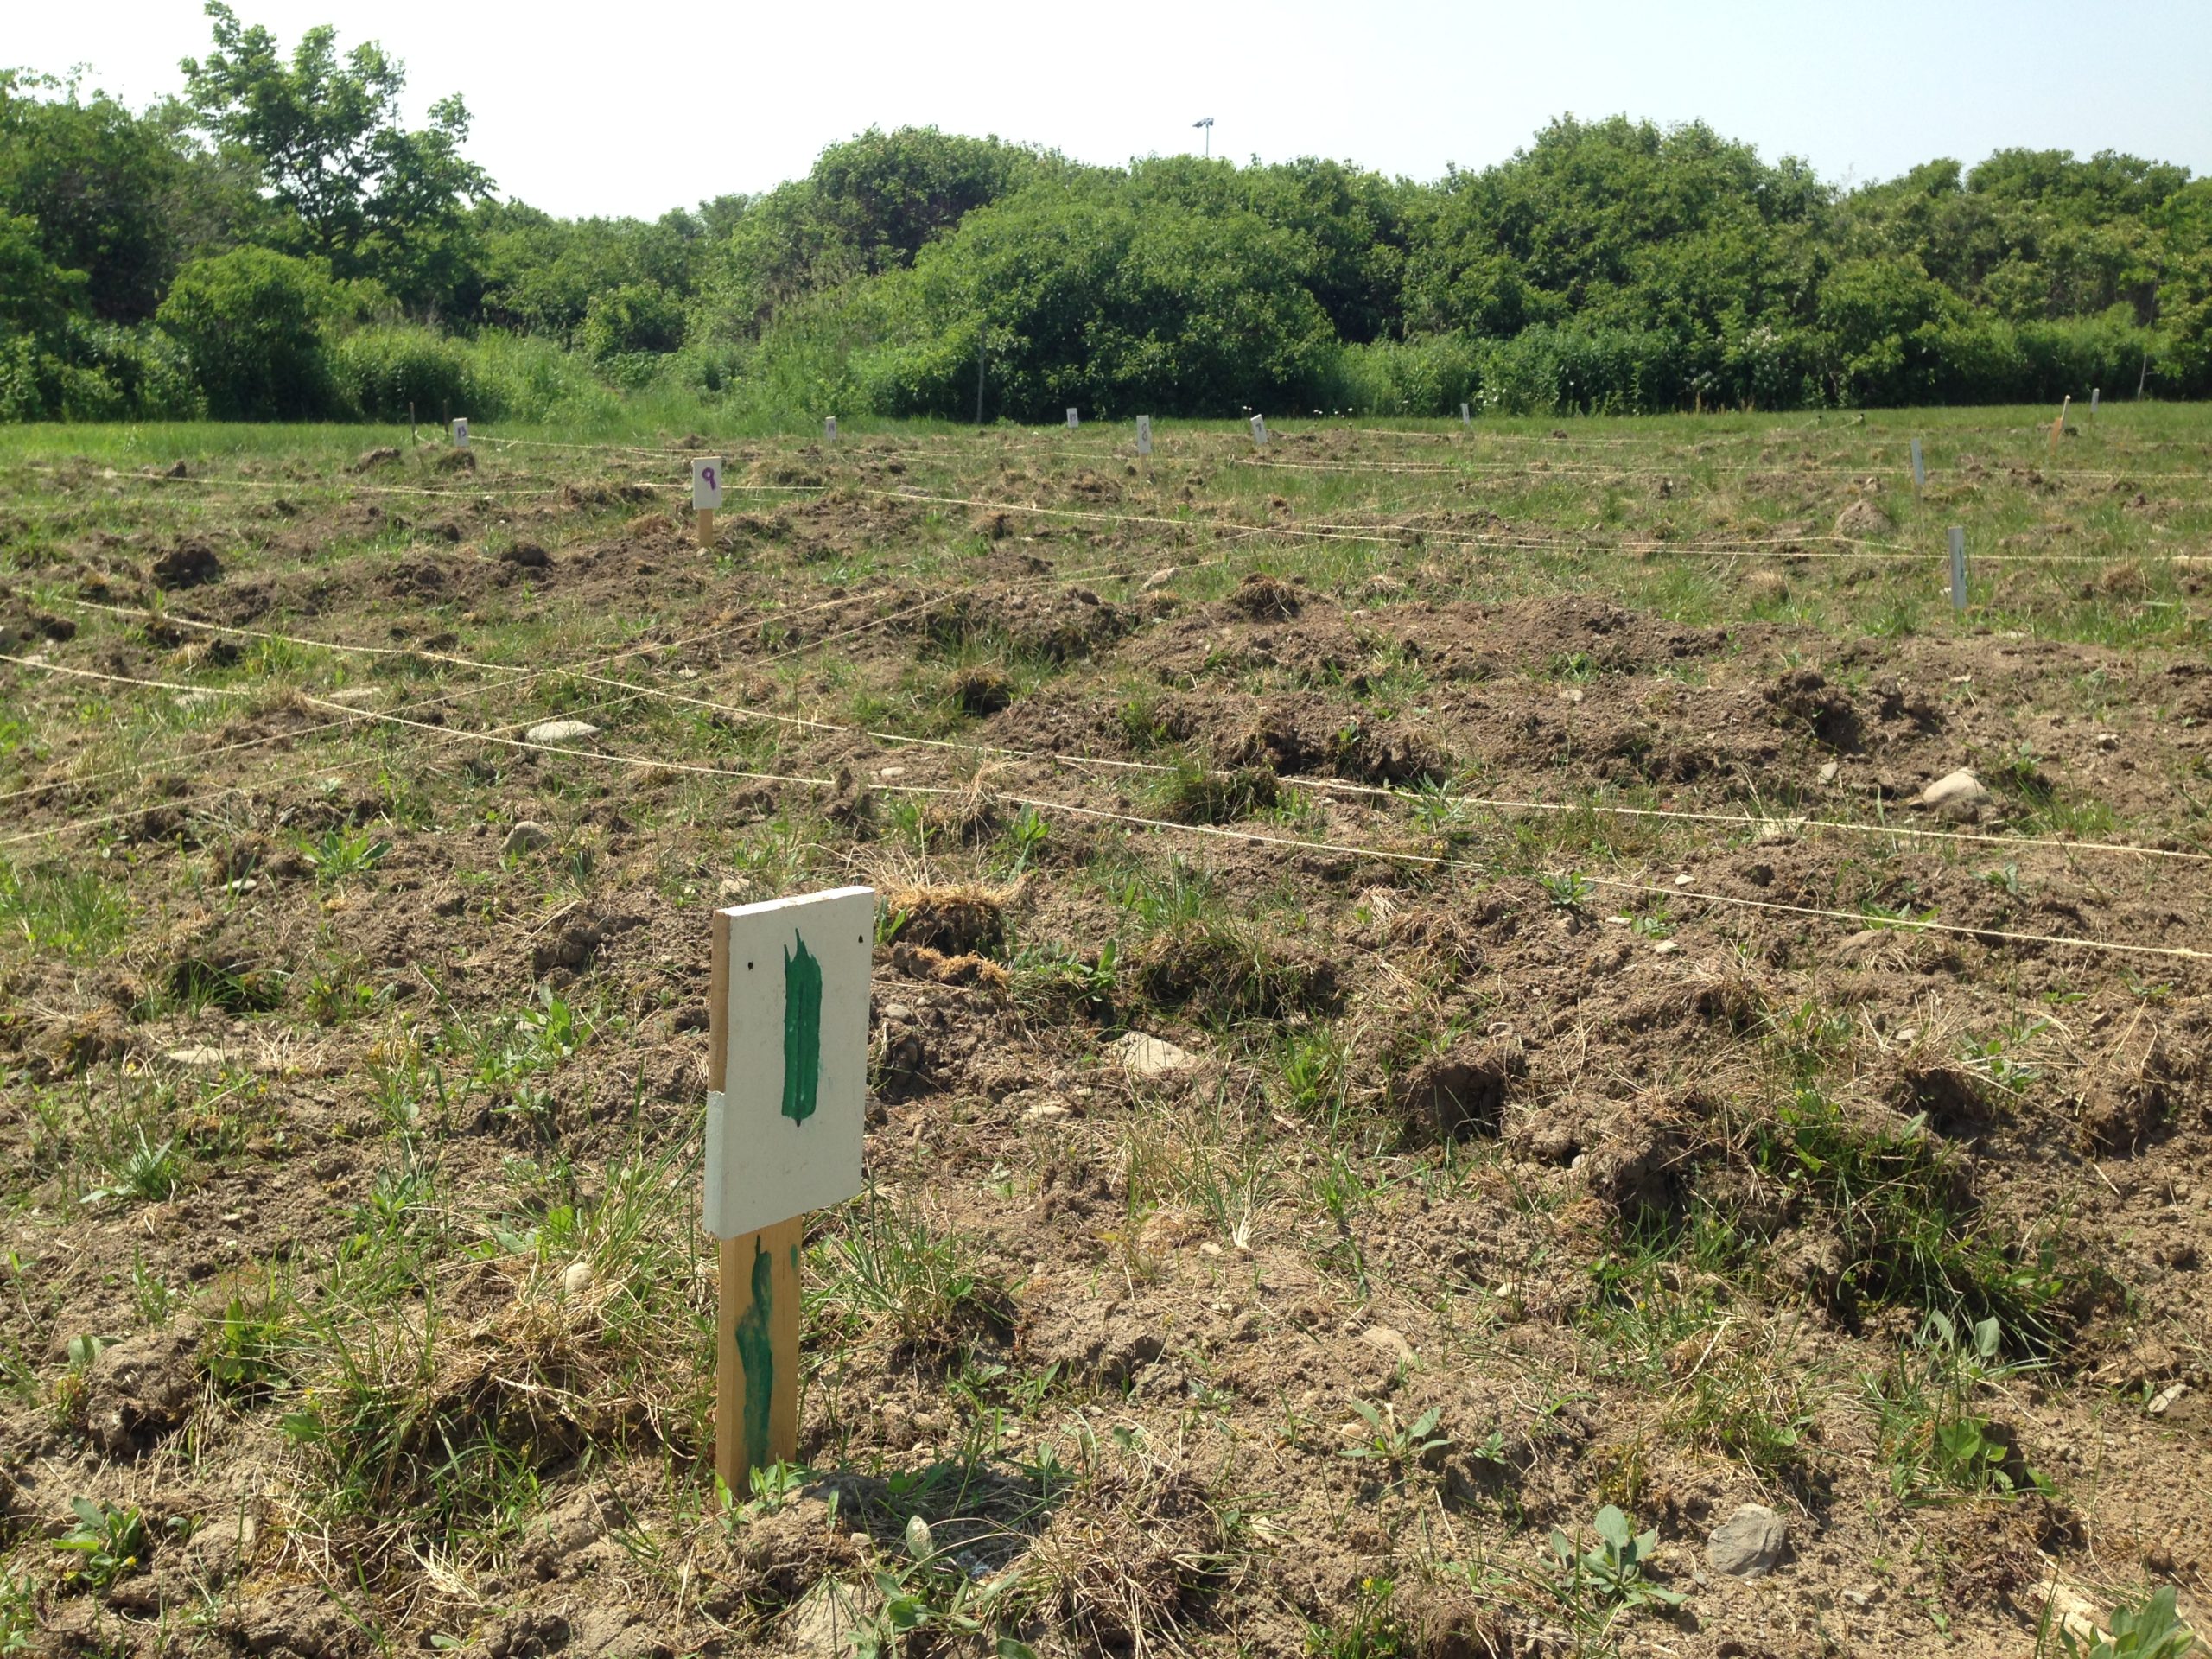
{"left": 501, "top": 821, "right": 552, "bottom": 855}
{"left": 1917, "top": 769, "right": 1989, "bottom": 810}
{"left": 1706, "top": 1503, "right": 1788, "bottom": 1580}
{"left": 524, "top": 719, "right": 601, "bottom": 745}
{"left": 1108, "top": 1030, "right": 1195, "bottom": 1079}
{"left": 785, "top": 1578, "right": 874, "bottom": 1658}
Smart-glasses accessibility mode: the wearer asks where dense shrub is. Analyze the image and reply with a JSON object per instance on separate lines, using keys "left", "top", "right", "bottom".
{"left": 155, "top": 248, "right": 340, "bottom": 419}
{"left": 327, "top": 324, "right": 481, "bottom": 421}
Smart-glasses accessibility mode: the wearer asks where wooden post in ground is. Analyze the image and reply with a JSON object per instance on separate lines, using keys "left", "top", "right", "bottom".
{"left": 705, "top": 887, "right": 874, "bottom": 1495}
{"left": 2048, "top": 396, "right": 2069, "bottom": 456}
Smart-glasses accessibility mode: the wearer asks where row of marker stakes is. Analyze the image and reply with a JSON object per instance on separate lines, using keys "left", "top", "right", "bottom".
{"left": 445, "top": 385, "right": 2109, "bottom": 607}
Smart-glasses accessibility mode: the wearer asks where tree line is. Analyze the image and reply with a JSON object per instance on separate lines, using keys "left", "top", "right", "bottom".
{"left": 5, "top": 4, "right": 2209, "bottom": 424}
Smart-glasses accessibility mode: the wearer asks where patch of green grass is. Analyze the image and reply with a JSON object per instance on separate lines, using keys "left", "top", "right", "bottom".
{"left": 1151, "top": 756, "right": 1280, "bottom": 825}
{"left": 1746, "top": 1085, "right": 2078, "bottom": 1348}
{"left": 1862, "top": 1313, "right": 2050, "bottom": 1502}
{"left": 815, "top": 1197, "right": 1014, "bottom": 1362}
{"left": 0, "top": 858, "right": 129, "bottom": 958}
{"left": 82, "top": 1128, "right": 186, "bottom": 1207}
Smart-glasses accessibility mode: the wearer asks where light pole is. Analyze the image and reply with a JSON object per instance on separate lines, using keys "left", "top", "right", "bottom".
{"left": 1193, "top": 116, "right": 1213, "bottom": 158}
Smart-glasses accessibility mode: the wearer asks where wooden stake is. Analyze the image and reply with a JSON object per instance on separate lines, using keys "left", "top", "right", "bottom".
{"left": 709, "top": 911, "right": 803, "bottom": 1491}
{"left": 2049, "top": 395, "right": 2069, "bottom": 455}
{"left": 691, "top": 459, "right": 724, "bottom": 552}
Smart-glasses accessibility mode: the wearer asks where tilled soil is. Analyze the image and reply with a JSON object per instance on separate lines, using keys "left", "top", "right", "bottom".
{"left": 2, "top": 416, "right": 2209, "bottom": 1658}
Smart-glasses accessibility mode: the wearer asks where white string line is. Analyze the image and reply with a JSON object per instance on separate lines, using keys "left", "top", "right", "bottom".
{"left": 33, "top": 570, "right": 2212, "bottom": 868}
{"left": 1234, "top": 453, "right": 2212, "bottom": 486}
{"left": 864, "top": 486, "right": 2152, "bottom": 566}
{"left": 0, "top": 568, "right": 919, "bottom": 830}
{"left": 10, "top": 649, "right": 2199, "bottom": 963}
{"left": 960, "top": 793, "right": 2212, "bottom": 965}
{"left": 0, "top": 657, "right": 659, "bottom": 845}
{"left": 125, "top": 471, "right": 818, "bottom": 501}
{"left": 0, "top": 530, "right": 1259, "bottom": 839}
{"left": 581, "top": 670, "right": 2212, "bottom": 865}
{"left": 25, "top": 611, "right": 2209, "bottom": 870}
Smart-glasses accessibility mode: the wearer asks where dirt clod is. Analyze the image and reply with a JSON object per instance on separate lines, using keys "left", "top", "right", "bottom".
{"left": 151, "top": 538, "right": 223, "bottom": 589}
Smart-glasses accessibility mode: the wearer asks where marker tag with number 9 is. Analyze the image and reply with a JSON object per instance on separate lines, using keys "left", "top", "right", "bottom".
{"left": 693, "top": 458, "right": 724, "bottom": 511}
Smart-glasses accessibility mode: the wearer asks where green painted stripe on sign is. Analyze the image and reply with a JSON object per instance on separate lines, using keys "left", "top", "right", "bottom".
{"left": 781, "top": 930, "right": 821, "bottom": 1125}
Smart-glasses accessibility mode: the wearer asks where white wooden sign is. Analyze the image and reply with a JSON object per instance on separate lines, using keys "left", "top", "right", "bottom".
{"left": 1135, "top": 416, "right": 1153, "bottom": 456}
{"left": 1250, "top": 414, "right": 1268, "bottom": 448}
{"left": 1066, "top": 407, "right": 1080, "bottom": 429}
{"left": 1910, "top": 437, "right": 1925, "bottom": 491}
{"left": 824, "top": 416, "right": 837, "bottom": 442}
{"left": 451, "top": 417, "right": 469, "bottom": 448}
{"left": 692, "top": 458, "right": 725, "bottom": 512}
{"left": 704, "top": 886, "right": 874, "bottom": 1239}
{"left": 2091, "top": 386, "right": 2101, "bottom": 415}
{"left": 1460, "top": 403, "right": 1471, "bottom": 424}
{"left": 1948, "top": 525, "right": 1967, "bottom": 613}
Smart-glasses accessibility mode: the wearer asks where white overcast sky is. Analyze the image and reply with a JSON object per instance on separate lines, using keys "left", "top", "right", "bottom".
{"left": 13, "top": 1, "right": 2212, "bottom": 219}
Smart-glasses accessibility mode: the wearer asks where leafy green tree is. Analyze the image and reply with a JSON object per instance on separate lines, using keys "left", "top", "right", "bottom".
{"left": 0, "top": 73, "right": 181, "bottom": 321}
{"left": 581, "top": 282, "right": 686, "bottom": 359}
{"left": 181, "top": 3, "right": 492, "bottom": 313}
{"left": 156, "top": 245, "right": 339, "bottom": 417}
{"left": 715, "top": 128, "right": 1059, "bottom": 331}
{"left": 866, "top": 177, "right": 1338, "bottom": 417}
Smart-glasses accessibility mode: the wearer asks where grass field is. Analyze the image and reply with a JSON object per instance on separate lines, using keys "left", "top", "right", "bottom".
{"left": 1, "top": 404, "right": 2208, "bottom": 1658}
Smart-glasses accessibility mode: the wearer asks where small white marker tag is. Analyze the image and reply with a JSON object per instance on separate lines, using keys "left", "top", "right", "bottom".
{"left": 1910, "top": 438, "right": 1925, "bottom": 490}
{"left": 1948, "top": 525, "right": 1967, "bottom": 613}
{"left": 1135, "top": 415, "right": 1153, "bottom": 456}
{"left": 1250, "top": 414, "right": 1268, "bottom": 448}
{"left": 1066, "top": 407, "right": 1079, "bottom": 429}
{"left": 2090, "top": 386, "right": 2101, "bottom": 414}
{"left": 704, "top": 886, "right": 874, "bottom": 1239}
{"left": 451, "top": 417, "right": 469, "bottom": 448}
{"left": 692, "top": 458, "right": 724, "bottom": 511}
{"left": 1460, "top": 403, "right": 1471, "bottom": 424}
{"left": 824, "top": 416, "right": 837, "bottom": 442}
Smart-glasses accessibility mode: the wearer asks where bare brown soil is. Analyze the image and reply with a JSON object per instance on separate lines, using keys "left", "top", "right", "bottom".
{"left": 1, "top": 415, "right": 2209, "bottom": 1658}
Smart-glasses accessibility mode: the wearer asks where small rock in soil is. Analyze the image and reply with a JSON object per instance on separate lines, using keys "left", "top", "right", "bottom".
{"left": 1358, "top": 1325, "right": 1416, "bottom": 1363}
{"left": 1917, "top": 768, "right": 1989, "bottom": 810}
{"left": 1109, "top": 1031, "right": 1195, "bottom": 1079}
{"left": 502, "top": 820, "right": 553, "bottom": 855}
{"left": 1834, "top": 499, "right": 1894, "bottom": 537}
{"left": 785, "top": 1576, "right": 874, "bottom": 1658}
{"left": 524, "top": 719, "right": 600, "bottom": 744}
{"left": 1706, "top": 1503, "right": 1788, "bottom": 1580}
